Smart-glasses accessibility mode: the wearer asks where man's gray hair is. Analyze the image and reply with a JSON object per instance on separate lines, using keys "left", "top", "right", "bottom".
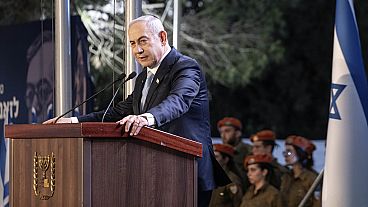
{"left": 129, "top": 15, "right": 165, "bottom": 35}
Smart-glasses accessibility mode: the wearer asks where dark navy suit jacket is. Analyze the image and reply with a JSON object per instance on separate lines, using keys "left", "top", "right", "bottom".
{"left": 78, "top": 47, "right": 230, "bottom": 191}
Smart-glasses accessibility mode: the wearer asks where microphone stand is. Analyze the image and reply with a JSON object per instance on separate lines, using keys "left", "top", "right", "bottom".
{"left": 54, "top": 73, "right": 126, "bottom": 123}
{"left": 101, "top": 71, "right": 137, "bottom": 122}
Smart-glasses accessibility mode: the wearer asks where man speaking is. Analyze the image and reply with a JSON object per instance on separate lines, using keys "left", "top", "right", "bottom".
{"left": 44, "top": 15, "right": 230, "bottom": 206}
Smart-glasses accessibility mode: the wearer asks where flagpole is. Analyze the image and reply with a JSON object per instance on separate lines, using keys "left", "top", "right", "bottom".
{"left": 55, "top": 0, "right": 72, "bottom": 116}
{"left": 124, "top": 0, "right": 142, "bottom": 97}
{"left": 298, "top": 169, "right": 324, "bottom": 207}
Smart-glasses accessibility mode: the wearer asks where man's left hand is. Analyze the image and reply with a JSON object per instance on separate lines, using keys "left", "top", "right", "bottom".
{"left": 116, "top": 115, "right": 148, "bottom": 136}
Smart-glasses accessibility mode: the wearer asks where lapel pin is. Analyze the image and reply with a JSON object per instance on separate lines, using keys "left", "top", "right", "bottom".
{"left": 156, "top": 78, "right": 159, "bottom": 84}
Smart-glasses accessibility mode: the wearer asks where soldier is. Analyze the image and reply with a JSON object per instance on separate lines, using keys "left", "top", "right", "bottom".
{"left": 280, "top": 135, "right": 321, "bottom": 207}
{"left": 250, "top": 130, "right": 288, "bottom": 189}
{"left": 240, "top": 154, "right": 284, "bottom": 207}
{"left": 210, "top": 144, "right": 243, "bottom": 207}
{"left": 217, "top": 117, "right": 252, "bottom": 190}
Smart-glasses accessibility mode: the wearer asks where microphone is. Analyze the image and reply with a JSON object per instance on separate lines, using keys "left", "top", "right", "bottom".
{"left": 54, "top": 72, "right": 126, "bottom": 123}
{"left": 101, "top": 71, "right": 137, "bottom": 122}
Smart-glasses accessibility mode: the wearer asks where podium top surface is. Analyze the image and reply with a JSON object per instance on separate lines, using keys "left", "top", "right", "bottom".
{"left": 5, "top": 123, "right": 202, "bottom": 157}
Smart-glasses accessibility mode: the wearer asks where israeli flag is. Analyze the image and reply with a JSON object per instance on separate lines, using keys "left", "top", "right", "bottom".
{"left": 322, "top": 0, "right": 368, "bottom": 206}
{"left": 0, "top": 121, "right": 9, "bottom": 207}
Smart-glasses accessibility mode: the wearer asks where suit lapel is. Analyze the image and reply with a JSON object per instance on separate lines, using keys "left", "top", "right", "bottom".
{"left": 142, "top": 48, "right": 180, "bottom": 112}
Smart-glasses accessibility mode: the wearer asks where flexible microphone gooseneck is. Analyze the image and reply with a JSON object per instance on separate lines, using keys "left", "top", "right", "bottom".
{"left": 101, "top": 71, "right": 137, "bottom": 122}
{"left": 54, "top": 73, "right": 126, "bottom": 123}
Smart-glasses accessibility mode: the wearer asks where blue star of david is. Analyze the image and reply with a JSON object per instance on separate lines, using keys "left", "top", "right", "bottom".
{"left": 329, "top": 83, "right": 347, "bottom": 120}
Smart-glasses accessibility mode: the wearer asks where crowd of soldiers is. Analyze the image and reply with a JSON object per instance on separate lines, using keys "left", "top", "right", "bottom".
{"left": 209, "top": 117, "right": 322, "bottom": 207}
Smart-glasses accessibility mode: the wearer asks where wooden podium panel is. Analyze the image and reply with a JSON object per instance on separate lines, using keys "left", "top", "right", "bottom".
{"left": 5, "top": 123, "right": 202, "bottom": 207}
{"left": 11, "top": 138, "right": 83, "bottom": 207}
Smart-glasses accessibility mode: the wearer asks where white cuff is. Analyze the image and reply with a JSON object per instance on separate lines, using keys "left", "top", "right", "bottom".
{"left": 139, "top": 113, "right": 156, "bottom": 126}
{"left": 71, "top": 117, "right": 79, "bottom": 123}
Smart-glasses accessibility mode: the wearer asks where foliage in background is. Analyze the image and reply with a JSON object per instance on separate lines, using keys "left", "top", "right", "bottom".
{"left": 209, "top": 1, "right": 335, "bottom": 139}
{"left": 0, "top": 1, "right": 42, "bottom": 25}
{"left": 76, "top": 1, "right": 126, "bottom": 109}
{"left": 180, "top": 0, "right": 285, "bottom": 87}
{"left": 209, "top": 0, "right": 366, "bottom": 139}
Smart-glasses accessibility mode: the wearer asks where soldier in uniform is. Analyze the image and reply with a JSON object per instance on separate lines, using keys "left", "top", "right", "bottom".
{"left": 240, "top": 154, "right": 284, "bottom": 207}
{"left": 250, "top": 130, "right": 288, "bottom": 189}
{"left": 210, "top": 144, "right": 243, "bottom": 207}
{"left": 280, "top": 135, "right": 321, "bottom": 207}
{"left": 217, "top": 117, "right": 252, "bottom": 190}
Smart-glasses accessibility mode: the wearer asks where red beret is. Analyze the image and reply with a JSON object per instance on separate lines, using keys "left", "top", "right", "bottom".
{"left": 250, "top": 130, "right": 276, "bottom": 142}
{"left": 244, "top": 154, "right": 273, "bottom": 167}
{"left": 217, "top": 117, "right": 242, "bottom": 130}
{"left": 285, "top": 135, "right": 316, "bottom": 155}
{"left": 213, "top": 144, "right": 235, "bottom": 157}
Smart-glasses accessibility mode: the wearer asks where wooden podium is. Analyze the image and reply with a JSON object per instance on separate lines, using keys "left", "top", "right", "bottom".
{"left": 5, "top": 123, "right": 202, "bottom": 207}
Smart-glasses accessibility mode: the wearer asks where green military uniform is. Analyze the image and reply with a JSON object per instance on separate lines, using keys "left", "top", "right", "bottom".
{"left": 270, "top": 158, "right": 289, "bottom": 190}
{"left": 209, "top": 169, "right": 243, "bottom": 207}
{"left": 233, "top": 141, "right": 252, "bottom": 168}
{"left": 233, "top": 141, "right": 252, "bottom": 191}
{"left": 240, "top": 183, "right": 284, "bottom": 207}
{"left": 280, "top": 169, "right": 320, "bottom": 207}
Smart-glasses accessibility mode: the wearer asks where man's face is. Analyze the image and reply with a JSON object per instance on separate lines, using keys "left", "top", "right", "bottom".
{"left": 26, "top": 41, "right": 54, "bottom": 123}
{"left": 128, "top": 22, "right": 164, "bottom": 68}
{"left": 252, "top": 141, "right": 269, "bottom": 155}
{"left": 219, "top": 126, "right": 239, "bottom": 146}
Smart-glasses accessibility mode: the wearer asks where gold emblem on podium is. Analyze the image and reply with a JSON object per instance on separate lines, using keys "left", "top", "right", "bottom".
{"left": 33, "top": 152, "right": 56, "bottom": 200}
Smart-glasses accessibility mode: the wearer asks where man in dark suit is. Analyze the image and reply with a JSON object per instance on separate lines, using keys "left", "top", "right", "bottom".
{"left": 45, "top": 15, "right": 230, "bottom": 206}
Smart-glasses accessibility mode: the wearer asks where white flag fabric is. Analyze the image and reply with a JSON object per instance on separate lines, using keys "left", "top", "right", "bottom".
{"left": 1, "top": 121, "right": 9, "bottom": 207}
{"left": 322, "top": 0, "right": 368, "bottom": 206}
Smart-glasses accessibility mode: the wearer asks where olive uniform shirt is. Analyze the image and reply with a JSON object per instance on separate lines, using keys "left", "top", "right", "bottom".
{"left": 270, "top": 158, "right": 289, "bottom": 190}
{"left": 233, "top": 141, "right": 252, "bottom": 191}
{"left": 209, "top": 169, "right": 243, "bottom": 207}
{"left": 233, "top": 141, "right": 252, "bottom": 170}
{"left": 280, "top": 169, "right": 320, "bottom": 207}
{"left": 240, "top": 183, "right": 284, "bottom": 207}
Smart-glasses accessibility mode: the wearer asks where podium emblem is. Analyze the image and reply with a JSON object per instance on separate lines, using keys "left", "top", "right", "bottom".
{"left": 33, "top": 152, "right": 56, "bottom": 200}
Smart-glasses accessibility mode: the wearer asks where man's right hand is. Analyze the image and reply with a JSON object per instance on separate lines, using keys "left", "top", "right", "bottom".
{"left": 43, "top": 117, "right": 72, "bottom": 124}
